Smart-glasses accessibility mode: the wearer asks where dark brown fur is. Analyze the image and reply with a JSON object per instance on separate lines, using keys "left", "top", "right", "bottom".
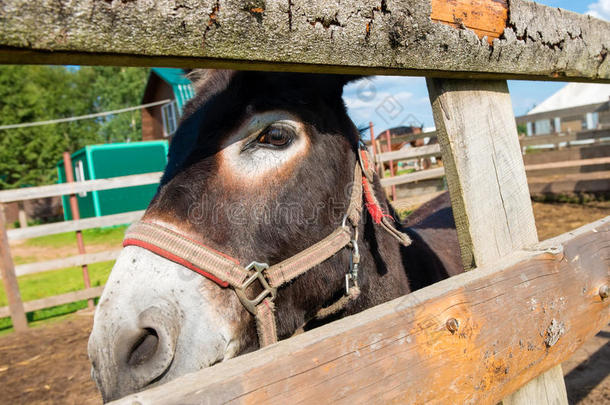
{"left": 144, "top": 70, "right": 462, "bottom": 352}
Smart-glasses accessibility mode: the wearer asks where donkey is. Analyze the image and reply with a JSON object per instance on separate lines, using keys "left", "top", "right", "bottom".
{"left": 88, "top": 70, "right": 462, "bottom": 402}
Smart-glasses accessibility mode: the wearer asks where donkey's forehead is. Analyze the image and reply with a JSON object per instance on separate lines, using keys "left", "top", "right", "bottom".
{"left": 163, "top": 70, "right": 347, "bottom": 185}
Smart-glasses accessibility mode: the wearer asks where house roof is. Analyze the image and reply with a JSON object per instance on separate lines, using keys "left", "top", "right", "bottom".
{"left": 527, "top": 83, "right": 610, "bottom": 115}
{"left": 149, "top": 68, "right": 195, "bottom": 113}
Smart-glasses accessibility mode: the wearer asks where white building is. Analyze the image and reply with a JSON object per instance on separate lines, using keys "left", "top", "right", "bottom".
{"left": 516, "top": 83, "right": 610, "bottom": 136}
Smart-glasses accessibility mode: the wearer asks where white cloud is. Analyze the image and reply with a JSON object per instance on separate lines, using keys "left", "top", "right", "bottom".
{"left": 342, "top": 76, "right": 434, "bottom": 134}
{"left": 344, "top": 90, "right": 414, "bottom": 111}
{"left": 587, "top": 0, "right": 610, "bottom": 21}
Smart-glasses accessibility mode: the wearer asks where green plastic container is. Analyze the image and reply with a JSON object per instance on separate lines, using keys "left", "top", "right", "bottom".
{"left": 57, "top": 141, "right": 168, "bottom": 221}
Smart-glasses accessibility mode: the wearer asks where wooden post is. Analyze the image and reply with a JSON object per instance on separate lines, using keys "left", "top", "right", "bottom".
{"left": 384, "top": 130, "right": 397, "bottom": 201}
{"left": 0, "top": 203, "right": 28, "bottom": 331}
{"left": 427, "top": 78, "right": 568, "bottom": 404}
{"left": 368, "top": 121, "right": 379, "bottom": 175}
{"left": 62, "top": 152, "right": 94, "bottom": 310}
{"left": 17, "top": 201, "right": 27, "bottom": 228}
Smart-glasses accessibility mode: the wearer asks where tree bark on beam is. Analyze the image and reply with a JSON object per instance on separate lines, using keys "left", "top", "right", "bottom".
{"left": 0, "top": 0, "right": 609, "bottom": 82}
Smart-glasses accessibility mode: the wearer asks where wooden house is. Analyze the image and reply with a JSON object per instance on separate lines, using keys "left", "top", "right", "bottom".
{"left": 141, "top": 68, "right": 196, "bottom": 141}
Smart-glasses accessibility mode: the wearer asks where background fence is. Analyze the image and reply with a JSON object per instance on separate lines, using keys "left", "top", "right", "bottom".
{"left": 367, "top": 127, "right": 610, "bottom": 210}
{"left": 0, "top": 172, "right": 161, "bottom": 323}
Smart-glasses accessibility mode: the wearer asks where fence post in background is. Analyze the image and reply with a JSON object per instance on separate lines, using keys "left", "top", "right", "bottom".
{"left": 62, "top": 152, "right": 94, "bottom": 310}
{"left": 384, "top": 130, "right": 396, "bottom": 201}
{"left": 17, "top": 201, "right": 28, "bottom": 228}
{"left": 0, "top": 203, "right": 28, "bottom": 331}
{"left": 368, "top": 122, "right": 380, "bottom": 176}
{"left": 427, "top": 78, "right": 567, "bottom": 405}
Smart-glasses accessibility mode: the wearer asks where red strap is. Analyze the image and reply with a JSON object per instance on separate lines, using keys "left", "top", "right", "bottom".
{"left": 123, "top": 238, "right": 230, "bottom": 287}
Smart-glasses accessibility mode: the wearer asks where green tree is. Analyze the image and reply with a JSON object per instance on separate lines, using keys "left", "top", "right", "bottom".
{"left": 81, "top": 66, "right": 149, "bottom": 143}
{"left": 0, "top": 65, "right": 149, "bottom": 189}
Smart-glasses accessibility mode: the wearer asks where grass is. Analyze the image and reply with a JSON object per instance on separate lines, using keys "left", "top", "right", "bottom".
{"left": 0, "top": 261, "right": 115, "bottom": 334}
{"left": 383, "top": 168, "right": 415, "bottom": 177}
{"left": 0, "top": 226, "right": 125, "bottom": 334}
{"left": 396, "top": 209, "right": 413, "bottom": 222}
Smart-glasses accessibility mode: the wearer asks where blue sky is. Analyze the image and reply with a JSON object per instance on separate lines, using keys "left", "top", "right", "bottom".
{"left": 344, "top": 0, "right": 610, "bottom": 136}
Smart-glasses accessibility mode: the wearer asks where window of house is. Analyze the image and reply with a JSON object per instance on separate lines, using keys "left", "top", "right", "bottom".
{"left": 161, "top": 100, "right": 179, "bottom": 137}
{"left": 534, "top": 119, "right": 551, "bottom": 135}
{"left": 585, "top": 112, "right": 599, "bottom": 130}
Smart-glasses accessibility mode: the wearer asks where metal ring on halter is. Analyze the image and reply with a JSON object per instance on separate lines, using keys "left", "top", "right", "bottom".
{"left": 341, "top": 211, "right": 350, "bottom": 229}
{"left": 357, "top": 145, "right": 375, "bottom": 183}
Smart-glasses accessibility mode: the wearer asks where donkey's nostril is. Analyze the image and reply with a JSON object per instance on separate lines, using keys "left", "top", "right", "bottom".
{"left": 127, "top": 328, "right": 159, "bottom": 367}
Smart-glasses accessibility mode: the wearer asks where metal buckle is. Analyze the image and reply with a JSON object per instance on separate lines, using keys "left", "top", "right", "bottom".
{"left": 235, "top": 262, "right": 276, "bottom": 315}
{"left": 345, "top": 238, "right": 360, "bottom": 294}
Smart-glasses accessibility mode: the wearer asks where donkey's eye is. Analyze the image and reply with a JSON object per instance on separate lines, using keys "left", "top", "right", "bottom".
{"left": 256, "top": 126, "right": 293, "bottom": 148}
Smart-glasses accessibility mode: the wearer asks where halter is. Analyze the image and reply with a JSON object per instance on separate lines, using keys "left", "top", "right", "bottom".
{"left": 123, "top": 146, "right": 411, "bottom": 347}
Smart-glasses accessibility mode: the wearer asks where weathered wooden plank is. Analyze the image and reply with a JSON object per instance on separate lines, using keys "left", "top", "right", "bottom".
{"left": 428, "top": 79, "right": 538, "bottom": 269}
{"left": 0, "top": 1, "right": 609, "bottom": 82}
{"left": 502, "top": 365, "right": 570, "bottom": 405}
{"left": 431, "top": 0, "right": 508, "bottom": 44}
{"left": 6, "top": 211, "right": 143, "bottom": 241}
{"left": 386, "top": 167, "right": 609, "bottom": 194}
{"left": 366, "top": 131, "right": 437, "bottom": 149}
{"left": 0, "top": 172, "right": 162, "bottom": 203}
{"left": 523, "top": 144, "right": 610, "bottom": 165}
{"left": 0, "top": 286, "right": 105, "bottom": 319}
{"left": 12, "top": 250, "right": 122, "bottom": 277}
{"left": 0, "top": 205, "right": 27, "bottom": 330}
{"left": 528, "top": 171, "right": 610, "bottom": 194}
{"left": 524, "top": 156, "right": 610, "bottom": 171}
{"left": 375, "top": 144, "right": 441, "bottom": 163}
{"left": 519, "top": 129, "right": 610, "bottom": 147}
{"left": 110, "top": 217, "right": 610, "bottom": 405}
{"left": 379, "top": 167, "right": 445, "bottom": 187}
{"left": 371, "top": 129, "right": 609, "bottom": 154}
{"left": 427, "top": 78, "right": 566, "bottom": 403}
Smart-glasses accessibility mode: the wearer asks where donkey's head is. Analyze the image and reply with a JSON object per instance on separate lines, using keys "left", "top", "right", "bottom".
{"left": 88, "top": 70, "right": 402, "bottom": 401}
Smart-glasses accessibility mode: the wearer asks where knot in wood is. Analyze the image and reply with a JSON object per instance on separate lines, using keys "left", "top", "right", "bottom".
{"left": 446, "top": 317, "right": 459, "bottom": 334}
{"left": 599, "top": 284, "right": 609, "bottom": 300}
{"left": 544, "top": 319, "right": 565, "bottom": 348}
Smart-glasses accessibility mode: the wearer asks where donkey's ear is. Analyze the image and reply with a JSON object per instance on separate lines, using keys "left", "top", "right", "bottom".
{"left": 333, "top": 75, "right": 366, "bottom": 89}
{"left": 320, "top": 74, "right": 366, "bottom": 97}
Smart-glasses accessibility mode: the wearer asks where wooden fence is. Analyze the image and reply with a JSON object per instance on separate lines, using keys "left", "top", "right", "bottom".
{"left": 1, "top": 0, "right": 610, "bottom": 404}
{"left": 0, "top": 172, "right": 162, "bottom": 320}
{"left": 370, "top": 128, "right": 610, "bottom": 209}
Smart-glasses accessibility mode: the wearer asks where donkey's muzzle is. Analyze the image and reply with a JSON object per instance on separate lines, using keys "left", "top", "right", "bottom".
{"left": 88, "top": 302, "right": 180, "bottom": 402}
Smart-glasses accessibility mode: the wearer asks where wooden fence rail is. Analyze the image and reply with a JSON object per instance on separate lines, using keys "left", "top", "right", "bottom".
{"left": 376, "top": 129, "right": 610, "bottom": 202}
{"left": 378, "top": 158, "right": 610, "bottom": 189}
{"left": 0, "top": 172, "right": 162, "bottom": 203}
{"left": 6, "top": 210, "right": 144, "bottom": 241}
{"left": 0, "top": 172, "right": 156, "bottom": 330}
{"left": 0, "top": 286, "right": 105, "bottom": 319}
{"left": 1, "top": 0, "right": 609, "bottom": 83}
{"left": 519, "top": 128, "right": 610, "bottom": 147}
{"left": 375, "top": 144, "right": 442, "bottom": 164}
{"left": 14, "top": 249, "right": 122, "bottom": 277}
{"left": 111, "top": 217, "right": 610, "bottom": 405}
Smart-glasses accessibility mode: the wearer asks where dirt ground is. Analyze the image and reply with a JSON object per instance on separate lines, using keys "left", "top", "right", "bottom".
{"left": 9, "top": 241, "right": 118, "bottom": 265}
{"left": 0, "top": 315, "right": 101, "bottom": 405}
{"left": 0, "top": 201, "right": 608, "bottom": 404}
